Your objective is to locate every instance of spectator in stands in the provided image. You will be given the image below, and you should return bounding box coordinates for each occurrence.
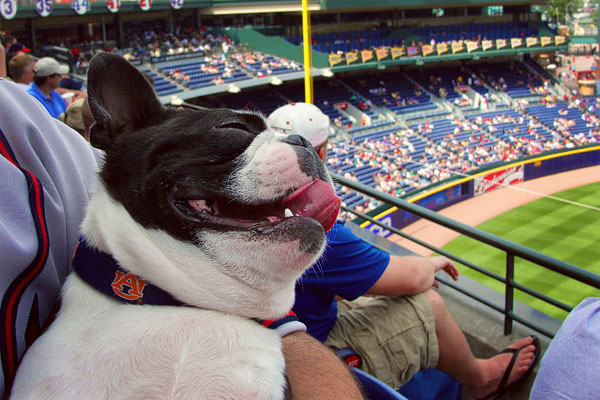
[0,78,363,400]
[268,102,541,399]
[529,297,599,400]
[8,53,36,90]
[27,57,70,119]
[58,97,93,141]
[0,39,6,79]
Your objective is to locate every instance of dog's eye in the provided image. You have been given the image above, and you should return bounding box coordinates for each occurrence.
[219,122,252,132]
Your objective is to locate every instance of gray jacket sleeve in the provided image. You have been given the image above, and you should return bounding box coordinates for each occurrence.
[0,78,99,396]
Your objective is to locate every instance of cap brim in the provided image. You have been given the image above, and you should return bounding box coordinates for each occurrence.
[57,65,70,75]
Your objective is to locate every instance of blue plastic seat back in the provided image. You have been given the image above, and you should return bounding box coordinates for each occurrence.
[397,369,462,400]
[352,368,410,400]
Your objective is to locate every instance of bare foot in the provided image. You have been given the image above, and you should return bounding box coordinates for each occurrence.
[465,336,538,399]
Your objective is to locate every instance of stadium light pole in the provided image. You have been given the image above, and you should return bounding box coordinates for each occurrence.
[301,0,314,104]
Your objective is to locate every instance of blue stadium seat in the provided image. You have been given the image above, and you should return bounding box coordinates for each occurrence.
[353,368,409,400]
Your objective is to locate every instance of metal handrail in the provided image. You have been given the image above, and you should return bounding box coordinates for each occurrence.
[333,173,600,337]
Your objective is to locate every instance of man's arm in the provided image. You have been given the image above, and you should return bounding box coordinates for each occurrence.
[282,331,364,399]
[0,42,6,78]
[366,255,459,296]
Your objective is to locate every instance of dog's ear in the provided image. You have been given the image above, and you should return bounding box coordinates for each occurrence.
[87,52,166,150]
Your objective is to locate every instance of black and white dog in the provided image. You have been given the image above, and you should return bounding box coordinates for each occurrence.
[10,53,340,399]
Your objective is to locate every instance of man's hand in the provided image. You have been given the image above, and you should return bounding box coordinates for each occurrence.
[430,256,459,288]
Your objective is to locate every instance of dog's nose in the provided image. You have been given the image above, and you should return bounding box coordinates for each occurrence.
[282,134,311,149]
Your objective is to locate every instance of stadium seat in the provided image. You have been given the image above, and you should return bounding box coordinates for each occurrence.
[353,368,410,400]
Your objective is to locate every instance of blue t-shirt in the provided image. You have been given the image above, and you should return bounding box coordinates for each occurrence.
[27,84,67,119]
[293,221,390,341]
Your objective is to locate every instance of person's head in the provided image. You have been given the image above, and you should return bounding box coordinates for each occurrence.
[7,42,30,55]
[33,57,69,90]
[267,102,330,162]
[8,53,36,84]
[4,35,17,48]
[58,97,93,141]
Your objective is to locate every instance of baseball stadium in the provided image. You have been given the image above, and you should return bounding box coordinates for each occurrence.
[1,0,599,398]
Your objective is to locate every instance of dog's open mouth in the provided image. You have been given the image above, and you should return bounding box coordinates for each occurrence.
[172,179,340,233]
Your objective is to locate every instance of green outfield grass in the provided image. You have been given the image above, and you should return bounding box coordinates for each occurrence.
[441,181,600,321]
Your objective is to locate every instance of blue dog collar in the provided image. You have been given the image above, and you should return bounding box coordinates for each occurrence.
[71,238,307,337]
[72,238,184,306]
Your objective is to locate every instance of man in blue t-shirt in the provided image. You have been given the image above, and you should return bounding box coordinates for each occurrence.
[27,57,69,119]
[268,102,541,400]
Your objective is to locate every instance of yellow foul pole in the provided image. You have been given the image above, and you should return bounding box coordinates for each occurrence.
[301,0,314,104]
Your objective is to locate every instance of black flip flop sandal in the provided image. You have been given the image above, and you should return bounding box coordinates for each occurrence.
[478,335,541,400]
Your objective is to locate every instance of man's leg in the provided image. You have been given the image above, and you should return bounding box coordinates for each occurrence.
[324,295,439,389]
[425,289,537,399]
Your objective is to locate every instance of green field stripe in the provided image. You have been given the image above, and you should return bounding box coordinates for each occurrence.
[442,181,600,320]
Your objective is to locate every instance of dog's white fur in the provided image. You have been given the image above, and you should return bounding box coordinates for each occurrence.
[11,130,326,399]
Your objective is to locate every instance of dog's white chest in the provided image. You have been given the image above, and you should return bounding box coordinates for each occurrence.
[11,276,287,400]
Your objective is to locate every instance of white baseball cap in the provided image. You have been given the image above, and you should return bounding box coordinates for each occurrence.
[267,102,330,147]
[34,57,69,77]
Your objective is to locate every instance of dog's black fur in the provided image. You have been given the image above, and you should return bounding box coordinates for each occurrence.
[87,52,328,250]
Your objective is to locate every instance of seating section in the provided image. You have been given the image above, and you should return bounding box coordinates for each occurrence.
[132,46,597,217]
[286,22,548,53]
[275,80,354,127]
[236,52,303,77]
[287,29,395,53]
[139,68,180,96]
[473,61,547,98]
[527,103,592,136]
[410,21,536,43]
[156,58,249,89]
[330,102,599,215]
[341,72,439,116]
[405,68,463,103]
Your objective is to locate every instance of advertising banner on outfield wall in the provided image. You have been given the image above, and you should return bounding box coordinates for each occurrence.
[474,165,524,196]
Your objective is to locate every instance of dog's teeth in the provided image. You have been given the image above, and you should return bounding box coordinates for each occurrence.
[284,208,293,218]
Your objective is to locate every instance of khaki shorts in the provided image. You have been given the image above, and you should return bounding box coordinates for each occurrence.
[323,294,439,388]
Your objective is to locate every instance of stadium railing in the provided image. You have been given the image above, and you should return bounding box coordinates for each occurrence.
[332,172,600,338]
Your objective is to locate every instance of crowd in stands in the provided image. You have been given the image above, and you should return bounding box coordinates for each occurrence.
[119,27,231,61]
[325,95,600,215]
[4,26,598,217]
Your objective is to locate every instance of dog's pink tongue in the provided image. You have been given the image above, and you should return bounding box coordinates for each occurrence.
[283,180,340,232]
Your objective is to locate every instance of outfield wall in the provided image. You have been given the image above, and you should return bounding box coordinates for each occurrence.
[359,146,600,237]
